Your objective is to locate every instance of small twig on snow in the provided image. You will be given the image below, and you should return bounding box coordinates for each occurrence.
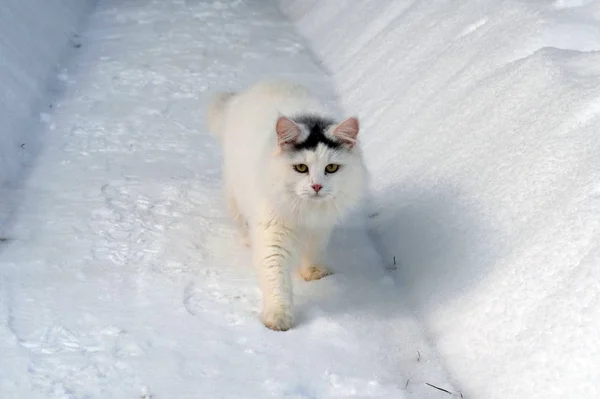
[426,382,453,395]
[387,256,397,270]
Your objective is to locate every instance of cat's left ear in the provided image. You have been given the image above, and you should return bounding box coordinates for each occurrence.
[332,117,359,149]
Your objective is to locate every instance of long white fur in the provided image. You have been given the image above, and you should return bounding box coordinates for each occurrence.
[207,80,367,331]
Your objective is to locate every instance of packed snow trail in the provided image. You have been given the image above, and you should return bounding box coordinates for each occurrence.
[0,1,454,398]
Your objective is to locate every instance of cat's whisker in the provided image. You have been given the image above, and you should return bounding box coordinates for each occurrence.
[330,198,344,222]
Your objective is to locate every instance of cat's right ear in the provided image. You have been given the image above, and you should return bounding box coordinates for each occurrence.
[276,116,301,148]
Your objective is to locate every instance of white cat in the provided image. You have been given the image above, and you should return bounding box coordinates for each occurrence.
[206,80,367,331]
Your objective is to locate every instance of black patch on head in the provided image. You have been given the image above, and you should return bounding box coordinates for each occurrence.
[290,114,341,151]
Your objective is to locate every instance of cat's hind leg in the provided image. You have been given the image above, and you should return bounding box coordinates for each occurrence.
[299,228,333,281]
[225,189,250,247]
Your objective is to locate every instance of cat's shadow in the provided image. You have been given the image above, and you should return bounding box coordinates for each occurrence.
[293,184,494,325]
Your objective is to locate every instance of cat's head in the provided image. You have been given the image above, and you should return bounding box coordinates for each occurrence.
[269,114,367,226]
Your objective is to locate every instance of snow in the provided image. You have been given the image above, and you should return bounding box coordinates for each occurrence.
[3,0,599,397]
[280,0,600,398]
[0,0,93,233]
[0,1,455,398]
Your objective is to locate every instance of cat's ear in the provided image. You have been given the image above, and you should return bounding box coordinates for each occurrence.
[276,115,301,147]
[332,117,359,149]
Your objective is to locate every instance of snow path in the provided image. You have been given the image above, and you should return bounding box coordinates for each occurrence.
[0,1,454,398]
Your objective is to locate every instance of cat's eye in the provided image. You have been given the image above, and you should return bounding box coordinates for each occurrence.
[294,164,309,173]
[325,164,340,174]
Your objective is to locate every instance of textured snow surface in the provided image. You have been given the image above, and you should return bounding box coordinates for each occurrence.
[0,0,93,232]
[0,1,456,398]
[281,0,600,398]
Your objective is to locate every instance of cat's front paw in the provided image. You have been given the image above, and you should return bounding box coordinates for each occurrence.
[262,306,293,331]
[300,264,332,281]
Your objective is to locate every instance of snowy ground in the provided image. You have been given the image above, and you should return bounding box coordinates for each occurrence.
[0,0,93,233]
[281,1,600,398]
[4,0,599,397]
[0,1,456,398]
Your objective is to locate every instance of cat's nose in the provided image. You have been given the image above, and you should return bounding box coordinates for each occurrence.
[311,184,323,193]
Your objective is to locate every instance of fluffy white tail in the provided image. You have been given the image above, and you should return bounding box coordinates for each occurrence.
[206,91,235,137]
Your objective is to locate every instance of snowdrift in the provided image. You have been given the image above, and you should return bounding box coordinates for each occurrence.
[280,1,600,398]
[0,0,92,230]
